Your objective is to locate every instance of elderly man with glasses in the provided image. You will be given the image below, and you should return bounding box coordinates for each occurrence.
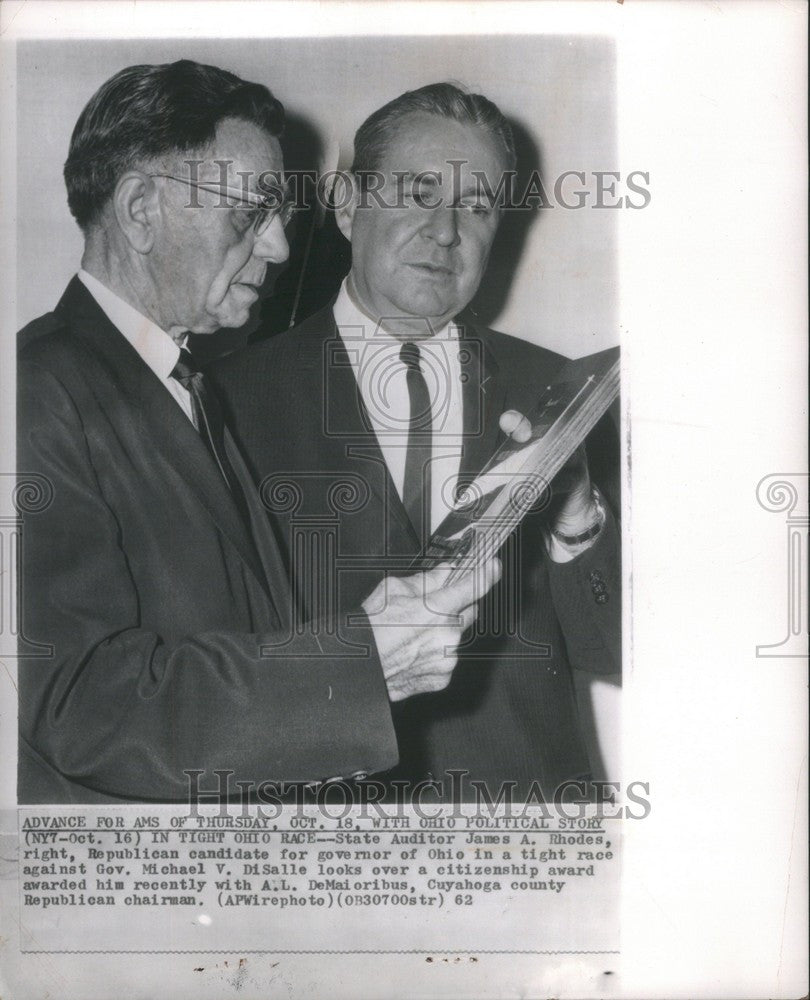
[16,60,499,804]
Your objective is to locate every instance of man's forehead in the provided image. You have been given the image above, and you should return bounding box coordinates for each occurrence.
[188,117,284,186]
[378,111,507,176]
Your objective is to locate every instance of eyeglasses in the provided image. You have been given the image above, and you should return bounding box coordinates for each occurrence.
[149,173,296,235]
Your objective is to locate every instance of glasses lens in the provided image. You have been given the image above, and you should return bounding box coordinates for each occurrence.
[254,182,295,234]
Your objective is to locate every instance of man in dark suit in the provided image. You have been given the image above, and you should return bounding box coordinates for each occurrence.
[213,83,621,802]
[17,63,498,804]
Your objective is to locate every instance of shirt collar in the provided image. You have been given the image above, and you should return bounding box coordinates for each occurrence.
[333,278,457,352]
[78,269,186,381]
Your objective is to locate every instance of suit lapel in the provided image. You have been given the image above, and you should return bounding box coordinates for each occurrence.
[224,428,290,614]
[293,310,508,550]
[57,278,271,594]
[295,307,420,551]
[456,321,507,483]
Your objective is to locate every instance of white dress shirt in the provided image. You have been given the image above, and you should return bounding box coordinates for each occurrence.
[333,280,601,561]
[333,280,465,534]
[78,269,196,427]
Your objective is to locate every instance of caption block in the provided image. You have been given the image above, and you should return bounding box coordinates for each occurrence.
[19,806,620,953]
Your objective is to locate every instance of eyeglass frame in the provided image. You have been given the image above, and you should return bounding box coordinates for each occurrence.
[148,172,296,235]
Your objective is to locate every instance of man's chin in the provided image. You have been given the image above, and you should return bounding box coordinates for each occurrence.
[394,299,457,331]
[215,313,250,331]
[199,284,259,331]
[391,287,463,327]
[205,304,253,332]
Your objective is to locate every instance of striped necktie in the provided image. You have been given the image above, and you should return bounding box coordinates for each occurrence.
[170,348,251,527]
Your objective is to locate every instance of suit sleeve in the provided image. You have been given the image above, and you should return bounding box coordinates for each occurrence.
[546,503,622,676]
[17,360,398,802]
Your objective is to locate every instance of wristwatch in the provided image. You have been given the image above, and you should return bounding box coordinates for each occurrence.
[551,487,606,546]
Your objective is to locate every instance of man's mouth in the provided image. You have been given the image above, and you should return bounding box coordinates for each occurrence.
[406,261,455,276]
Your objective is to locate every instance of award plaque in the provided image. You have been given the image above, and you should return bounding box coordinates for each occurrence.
[422,346,620,581]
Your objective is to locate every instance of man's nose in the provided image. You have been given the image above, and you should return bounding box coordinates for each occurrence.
[252,216,290,264]
[422,206,460,248]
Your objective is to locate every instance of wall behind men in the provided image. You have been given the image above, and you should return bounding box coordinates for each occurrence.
[16,35,616,358]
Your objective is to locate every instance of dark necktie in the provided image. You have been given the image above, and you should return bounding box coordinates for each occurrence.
[400,341,433,539]
[171,348,251,527]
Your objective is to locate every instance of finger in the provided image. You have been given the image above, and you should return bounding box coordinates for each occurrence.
[426,673,453,693]
[397,673,453,699]
[499,409,532,443]
[469,555,502,602]
[459,605,477,631]
[416,659,457,687]
[425,597,478,630]
[419,562,456,591]
[430,556,502,612]
[438,605,478,631]
[469,555,502,599]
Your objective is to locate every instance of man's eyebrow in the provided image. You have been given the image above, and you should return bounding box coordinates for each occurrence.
[455,181,490,199]
[393,171,492,199]
[394,171,440,187]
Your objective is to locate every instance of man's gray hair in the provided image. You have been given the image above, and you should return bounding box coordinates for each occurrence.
[350,82,516,182]
[64,59,285,233]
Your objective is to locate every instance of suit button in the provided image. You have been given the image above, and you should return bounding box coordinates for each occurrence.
[589,569,608,600]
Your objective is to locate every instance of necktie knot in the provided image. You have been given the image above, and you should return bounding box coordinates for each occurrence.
[171,347,202,387]
[399,341,423,372]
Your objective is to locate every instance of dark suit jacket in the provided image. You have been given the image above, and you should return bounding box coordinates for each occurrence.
[212,304,621,800]
[16,279,397,803]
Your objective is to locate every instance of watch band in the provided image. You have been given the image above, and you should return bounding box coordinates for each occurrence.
[551,488,606,546]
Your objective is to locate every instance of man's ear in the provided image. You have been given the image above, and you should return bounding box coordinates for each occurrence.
[334,172,360,242]
[112,172,159,254]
